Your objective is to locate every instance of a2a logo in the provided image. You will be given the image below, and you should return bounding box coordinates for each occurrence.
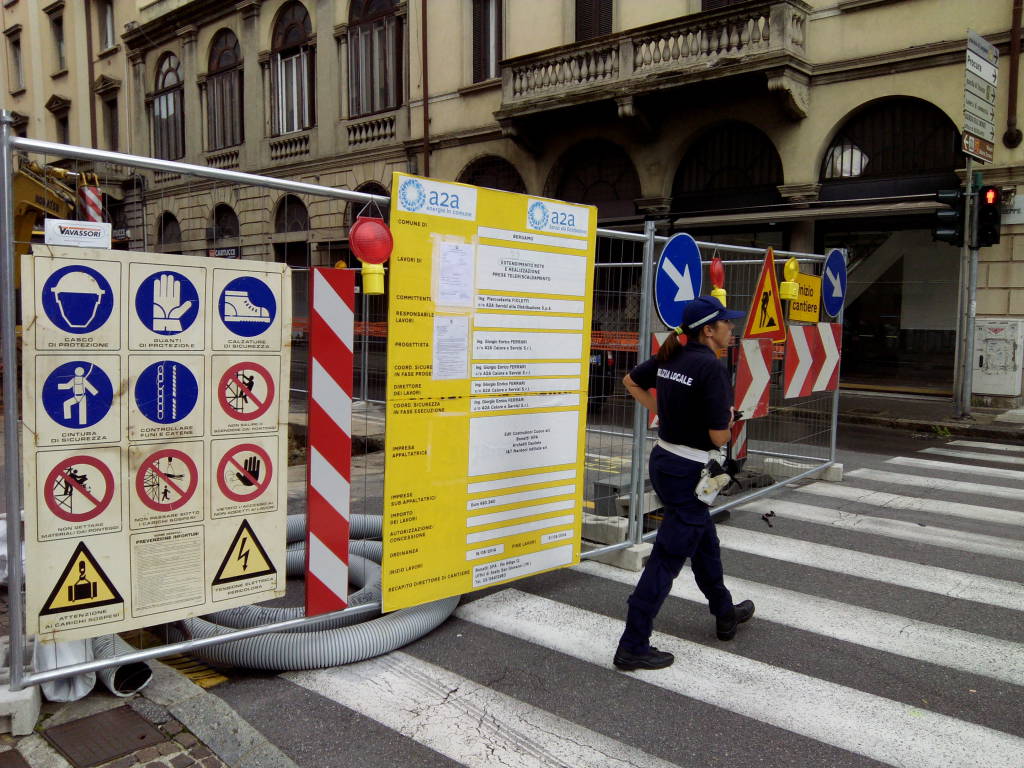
[428,190,462,210]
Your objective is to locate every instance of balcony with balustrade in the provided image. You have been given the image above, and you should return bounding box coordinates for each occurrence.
[497,1,810,148]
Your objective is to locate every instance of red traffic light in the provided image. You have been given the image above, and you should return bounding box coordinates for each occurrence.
[984,187,999,206]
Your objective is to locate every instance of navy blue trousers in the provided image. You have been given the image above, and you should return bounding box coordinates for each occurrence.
[618,445,734,654]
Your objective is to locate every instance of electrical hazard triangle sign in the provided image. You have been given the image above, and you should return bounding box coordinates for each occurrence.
[40,542,123,615]
[742,247,787,343]
[212,519,277,585]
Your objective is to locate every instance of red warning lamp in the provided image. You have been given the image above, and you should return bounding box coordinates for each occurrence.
[710,256,727,304]
[348,215,393,265]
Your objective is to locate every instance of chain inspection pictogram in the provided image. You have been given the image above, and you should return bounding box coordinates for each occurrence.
[135,360,199,424]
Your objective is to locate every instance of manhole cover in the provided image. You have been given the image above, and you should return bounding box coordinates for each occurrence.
[43,705,165,768]
[0,750,32,768]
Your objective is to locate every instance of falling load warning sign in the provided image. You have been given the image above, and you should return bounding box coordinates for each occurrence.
[40,541,124,624]
[212,519,278,602]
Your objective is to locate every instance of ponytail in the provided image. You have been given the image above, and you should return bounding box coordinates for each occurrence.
[656,324,702,360]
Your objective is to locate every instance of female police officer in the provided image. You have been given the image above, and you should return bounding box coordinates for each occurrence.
[613,295,755,671]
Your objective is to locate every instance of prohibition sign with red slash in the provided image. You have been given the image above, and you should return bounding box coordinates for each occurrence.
[135,448,199,512]
[45,456,115,522]
[217,443,274,502]
[218,362,275,422]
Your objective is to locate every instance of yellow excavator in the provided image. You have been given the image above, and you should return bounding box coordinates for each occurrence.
[12,159,88,283]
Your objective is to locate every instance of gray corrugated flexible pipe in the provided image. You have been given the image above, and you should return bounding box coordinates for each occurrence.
[287,513,381,542]
[175,527,458,670]
[92,634,153,697]
[204,552,382,632]
[174,596,459,671]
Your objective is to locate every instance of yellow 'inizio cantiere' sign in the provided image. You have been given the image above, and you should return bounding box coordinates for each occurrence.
[382,173,597,611]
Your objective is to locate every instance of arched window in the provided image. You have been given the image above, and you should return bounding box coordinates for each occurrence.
[349,0,403,117]
[207,29,243,150]
[819,97,962,200]
[157,211,181,246]
[153,53,184,159]
[212,203,239,239]
[553,139,641,219]
[672,121,783,212]
[458,155,526,194]
[274,195,309,233]
[271,2,315,135]
[345,182,390,228]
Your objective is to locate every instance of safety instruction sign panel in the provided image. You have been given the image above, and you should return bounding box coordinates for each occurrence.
[21,245,291,642]
[383,173,596,612]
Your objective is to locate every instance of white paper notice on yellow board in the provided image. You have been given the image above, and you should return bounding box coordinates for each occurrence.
[437,242,474,307]
[432,315,470,380]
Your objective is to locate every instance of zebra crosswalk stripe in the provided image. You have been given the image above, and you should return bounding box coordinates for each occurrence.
[947,439,1024,453]
[456,590,1024,768]
[887,456,1024,481]
[921,447,1024,466]
[575,561,1024,686]
[284,651,682,768]
[794,481,1024,527]
[716,526,1024,612]
[735,499,1024,561]
[845,468,1024,502]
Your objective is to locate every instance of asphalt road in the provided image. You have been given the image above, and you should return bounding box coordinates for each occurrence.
[212,424,1024,768]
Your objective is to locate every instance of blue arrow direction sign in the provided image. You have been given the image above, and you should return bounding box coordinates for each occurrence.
[655,233,703,330]
[822,249,847,318]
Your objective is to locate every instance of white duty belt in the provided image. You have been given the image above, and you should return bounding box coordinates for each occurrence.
[656,439,713,463]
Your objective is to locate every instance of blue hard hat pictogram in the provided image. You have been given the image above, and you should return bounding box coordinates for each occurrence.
[135,271,200,335]
[41,265,114,334]
[219,277,277,338]
[42,361,114,429]
[134,360,199,424]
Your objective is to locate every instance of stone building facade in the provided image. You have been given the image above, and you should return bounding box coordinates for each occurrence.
[3,0,1024,403]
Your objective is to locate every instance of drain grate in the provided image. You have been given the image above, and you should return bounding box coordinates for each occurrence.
[42,706,165,768]
[0,750,31,768]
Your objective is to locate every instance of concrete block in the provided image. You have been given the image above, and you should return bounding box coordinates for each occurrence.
[581,513,628,545]
[764,457,843,482]
[614,490,663,516]
[592,473,652,516]
[0,638,41,736]
[584,542,652,572]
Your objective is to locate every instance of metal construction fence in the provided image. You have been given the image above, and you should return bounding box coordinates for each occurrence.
[1,122,839,690]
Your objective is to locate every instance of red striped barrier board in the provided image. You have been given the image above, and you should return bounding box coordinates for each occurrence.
[647,332,672,428]
[731,420,747,460]
[78,186,103,222]
[734,338,772,419]
[305,268,355,616]
[784,323,842,399]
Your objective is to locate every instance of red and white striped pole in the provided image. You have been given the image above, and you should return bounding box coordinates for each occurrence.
[305,268,355,616]
[78,185,103,222]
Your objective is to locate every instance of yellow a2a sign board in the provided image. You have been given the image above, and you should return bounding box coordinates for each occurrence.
[383,173,596,611]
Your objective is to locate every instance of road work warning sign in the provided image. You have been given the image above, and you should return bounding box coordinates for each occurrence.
[21,245,290,642]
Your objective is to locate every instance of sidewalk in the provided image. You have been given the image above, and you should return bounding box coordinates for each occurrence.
[1,392,1019,767]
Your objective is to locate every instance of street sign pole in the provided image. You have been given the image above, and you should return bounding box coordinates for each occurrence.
[960,163,982,419]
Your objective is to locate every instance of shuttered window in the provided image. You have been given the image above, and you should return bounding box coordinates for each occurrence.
[153,53,184,160]
[348,0,403,117]
[207,29,243,150]
[575,0,611,42]
[472,0,502,83]
[271,2,315,135]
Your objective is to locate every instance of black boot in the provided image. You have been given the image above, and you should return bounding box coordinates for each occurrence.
[716,600,755,641]
[613,646,675,671]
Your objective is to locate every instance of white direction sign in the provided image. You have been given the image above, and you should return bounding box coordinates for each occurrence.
[963,31,998,163]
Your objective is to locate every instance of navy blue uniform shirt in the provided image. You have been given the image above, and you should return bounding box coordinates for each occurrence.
[629,343,732,451]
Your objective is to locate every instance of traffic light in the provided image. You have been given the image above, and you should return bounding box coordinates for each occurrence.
[932,188,965,247]
[977,185,1002,247]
